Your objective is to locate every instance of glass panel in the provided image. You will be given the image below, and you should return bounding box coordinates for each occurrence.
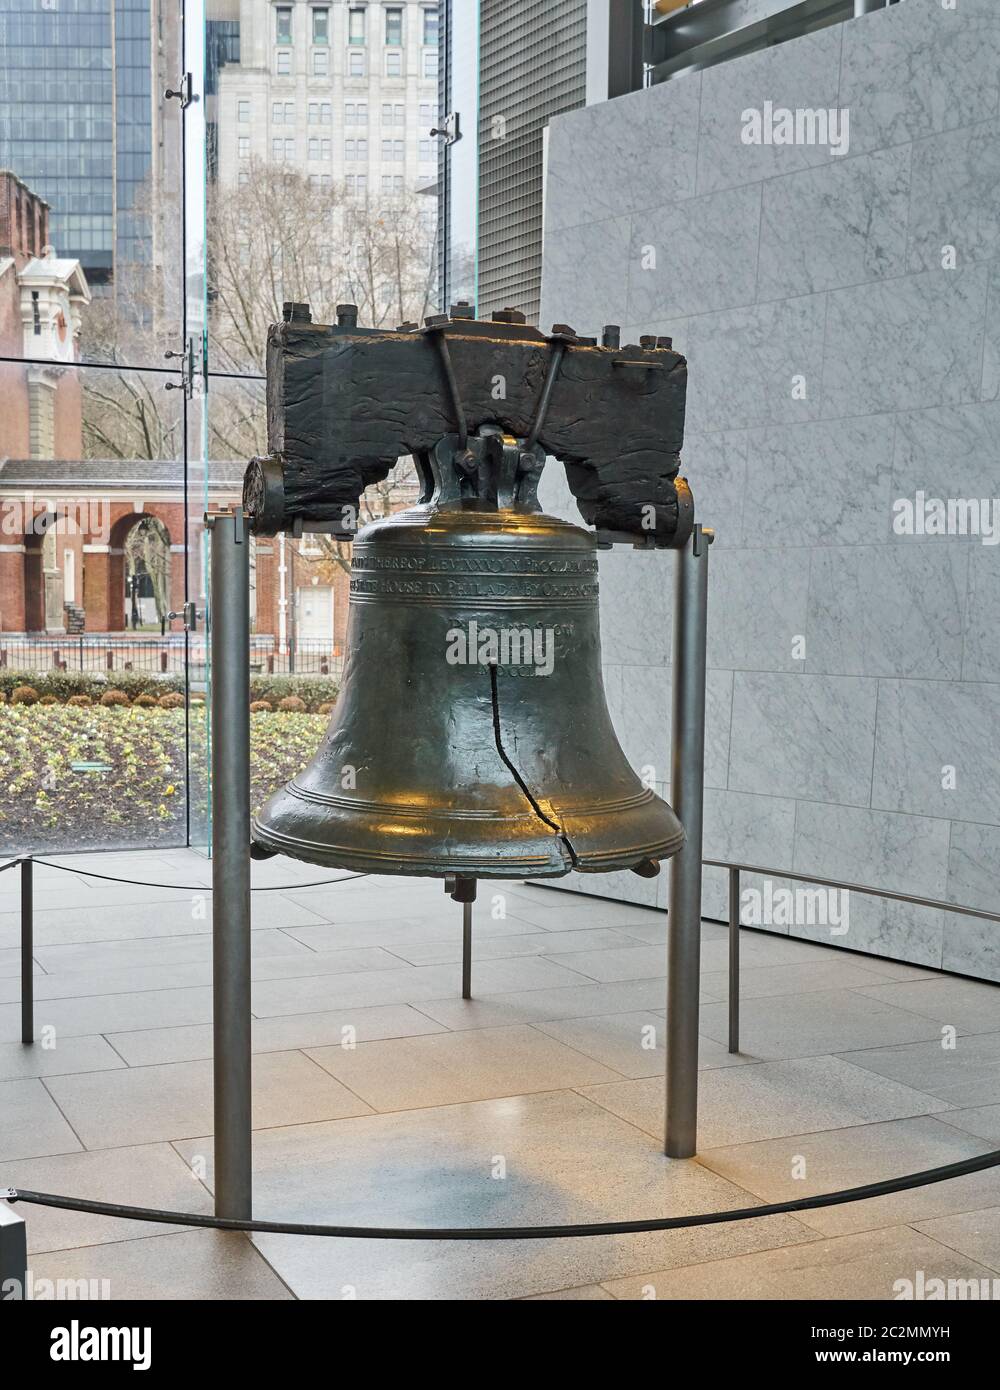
[0,0,193,856]
[440,0,479,307]
[0,364,188,856]
[348,8,367,45]
[385,8,404,47]
[201,0,442,832]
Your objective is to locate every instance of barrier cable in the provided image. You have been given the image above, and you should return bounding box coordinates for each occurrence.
[7,1147,1000,1241]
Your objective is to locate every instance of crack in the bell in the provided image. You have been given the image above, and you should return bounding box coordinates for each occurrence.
[488,663,578,867]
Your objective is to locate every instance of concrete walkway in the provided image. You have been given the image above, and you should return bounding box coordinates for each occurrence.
[1,850,998,1300]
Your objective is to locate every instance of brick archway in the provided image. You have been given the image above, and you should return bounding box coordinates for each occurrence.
[83,504,187,633]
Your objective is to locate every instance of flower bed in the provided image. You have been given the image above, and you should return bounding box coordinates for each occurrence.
[0,705,328,854]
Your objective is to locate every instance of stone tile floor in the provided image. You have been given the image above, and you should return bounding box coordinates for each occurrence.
[1,849,998,1300]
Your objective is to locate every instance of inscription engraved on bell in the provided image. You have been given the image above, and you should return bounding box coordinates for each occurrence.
[245,306,694,882]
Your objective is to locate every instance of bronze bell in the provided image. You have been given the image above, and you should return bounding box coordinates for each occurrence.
[252,428,685,880]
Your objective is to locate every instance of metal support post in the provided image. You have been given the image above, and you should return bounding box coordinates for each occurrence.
[447,875,476,999]
[0,1200,27,1300]
[728,865,740,1055]
[665,524,712,1159]
[462,901,473,1000]
[21,858,33,1045]
[209,509,253,1221]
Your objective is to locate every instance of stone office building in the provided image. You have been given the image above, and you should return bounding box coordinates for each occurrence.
[215,0,441,201]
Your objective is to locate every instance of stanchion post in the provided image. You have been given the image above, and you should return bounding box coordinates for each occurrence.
[665,524,712,1159]
[728,865,740,1055]
[0,1201,27,1300]
[462,901,473,1000]
[21,857,33,1045]
[208,509,253,1221]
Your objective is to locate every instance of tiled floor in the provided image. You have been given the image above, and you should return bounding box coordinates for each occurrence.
[1,849,998,1300]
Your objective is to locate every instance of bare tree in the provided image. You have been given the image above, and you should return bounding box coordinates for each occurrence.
[79,161,438,473]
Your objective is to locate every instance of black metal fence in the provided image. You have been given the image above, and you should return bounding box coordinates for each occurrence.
[0,636,343,679]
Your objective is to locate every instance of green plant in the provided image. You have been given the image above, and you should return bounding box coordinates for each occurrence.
[249,674,339,709]
[133,693,158,708]
[158,692,186,709]
[38,694,59,705]
[99,689,130,707]
[250,699,273,713]
[277,695,307,712]
[10,685,39,705]
[66,694,92,707]
[317,701,335,716]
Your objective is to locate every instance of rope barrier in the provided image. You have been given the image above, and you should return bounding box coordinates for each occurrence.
[10,856,368,894]
[7,1147,1000,1241]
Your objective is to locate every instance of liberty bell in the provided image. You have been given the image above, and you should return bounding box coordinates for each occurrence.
[244,303,694,883]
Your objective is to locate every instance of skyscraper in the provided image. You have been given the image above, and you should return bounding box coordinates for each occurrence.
[0,0,154,285]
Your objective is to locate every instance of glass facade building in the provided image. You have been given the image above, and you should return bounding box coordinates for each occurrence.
[0,0,152,281]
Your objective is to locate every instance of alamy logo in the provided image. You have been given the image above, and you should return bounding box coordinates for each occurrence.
[741,102,850,157]
[741,881,849,935]
[50,1320,151,1370]
[894,1270,1000,1301]
[892,492,1000,545]
[445,620,555,676]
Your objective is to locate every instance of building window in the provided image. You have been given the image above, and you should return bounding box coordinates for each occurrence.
[419,101,436,126]
[348,7,366,43]
[272,137,295,162]
[238,99,250,122]
[272,137,283,160]
[381,103,404,127]
[422,48,438,79]
[321,102,332,124]
[238,170,250,187]
[275,6,292,44]
[309,137,319,160]
[312,6,329,44]
[276,48,292,74]
[313,48,329,75]
[346,101,368,125]
[238,135,250,158]
[423,8,439,46]
[348,49,365,77]
[385,7,403,46]
[419,139,432,163]
[308,102,319,124]
[273,101,283,123]
[347,138,368,162]
[386,49,402,77]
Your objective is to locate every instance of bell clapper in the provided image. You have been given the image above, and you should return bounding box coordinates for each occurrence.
[445,876,478,1000]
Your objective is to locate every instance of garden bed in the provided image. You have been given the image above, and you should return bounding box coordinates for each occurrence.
[0,705,329,854]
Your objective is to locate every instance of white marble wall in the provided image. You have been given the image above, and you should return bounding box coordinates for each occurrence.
[538,0,1000,981]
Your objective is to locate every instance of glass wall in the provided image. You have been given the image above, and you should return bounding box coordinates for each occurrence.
[0,0,454,856]
[0,0,193,856]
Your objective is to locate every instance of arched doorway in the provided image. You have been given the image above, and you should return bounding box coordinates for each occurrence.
[123,516,170,630]
[93,511,177,633]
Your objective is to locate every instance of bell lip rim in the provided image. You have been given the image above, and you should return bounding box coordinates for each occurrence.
[249,820,685,878]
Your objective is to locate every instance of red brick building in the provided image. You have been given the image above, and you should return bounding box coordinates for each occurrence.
[0,171,90,632]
